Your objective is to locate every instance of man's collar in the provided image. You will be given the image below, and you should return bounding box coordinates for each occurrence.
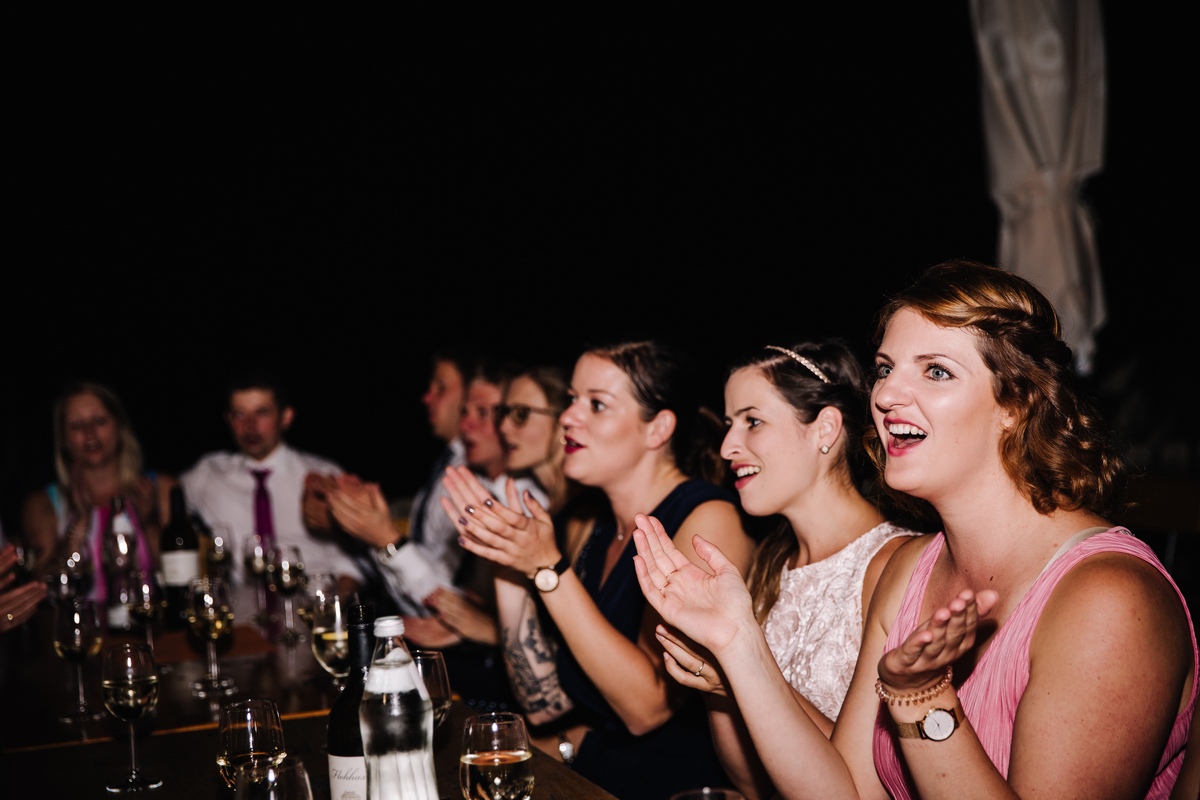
[239,443,290,470]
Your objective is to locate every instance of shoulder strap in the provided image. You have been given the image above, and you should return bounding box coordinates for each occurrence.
[1039,526,1113,578]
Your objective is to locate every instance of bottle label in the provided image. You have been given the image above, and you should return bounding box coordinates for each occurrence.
[328,753,367,800]
[107,603,130,629]
[161,550,200,587]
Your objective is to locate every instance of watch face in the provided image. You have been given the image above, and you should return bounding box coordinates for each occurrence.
[534,568,559,592]
[921,708,957,741]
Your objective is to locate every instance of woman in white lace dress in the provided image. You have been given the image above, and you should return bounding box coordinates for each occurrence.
[650,340,921,800]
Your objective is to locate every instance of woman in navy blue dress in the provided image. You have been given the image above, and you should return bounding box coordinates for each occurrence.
[441,340,756,800]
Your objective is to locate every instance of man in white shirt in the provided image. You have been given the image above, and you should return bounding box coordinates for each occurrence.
[180,375,362,621]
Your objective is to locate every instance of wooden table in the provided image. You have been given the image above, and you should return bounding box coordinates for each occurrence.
[0,602,616,799]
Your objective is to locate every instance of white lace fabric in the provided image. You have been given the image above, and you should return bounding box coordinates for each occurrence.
[761,522,917,721]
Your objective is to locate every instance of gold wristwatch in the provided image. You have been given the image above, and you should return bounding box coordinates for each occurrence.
[532,555,571,593]
[894,705,962,742]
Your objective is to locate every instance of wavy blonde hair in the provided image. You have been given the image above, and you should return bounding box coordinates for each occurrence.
[53,382,145,496]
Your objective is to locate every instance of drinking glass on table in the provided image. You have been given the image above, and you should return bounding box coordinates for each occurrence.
[217,698,288,789]
[242,534,273,627]
[460,711,534,800]
[412,650,453,731]
[298,571,336,631]
[233,755,314,800]
[207,523,233,582]
[187,576,236,697]
[307,579,350,689]
[101,642,162,793]
[265,545,305,646]
[47,546,94,606]
[126,570,166,652]
[54,597,105,722]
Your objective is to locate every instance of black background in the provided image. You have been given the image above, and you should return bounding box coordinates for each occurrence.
[3,5,1194,535]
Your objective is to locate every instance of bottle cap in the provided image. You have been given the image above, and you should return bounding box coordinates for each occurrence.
[373,616,405,637]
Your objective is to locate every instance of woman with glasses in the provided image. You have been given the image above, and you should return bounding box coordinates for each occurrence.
[439,340,756,800]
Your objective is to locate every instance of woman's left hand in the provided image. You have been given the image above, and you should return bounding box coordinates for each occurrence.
[877,587,999,691]
[438,465,559,576]
[654,624,728,696]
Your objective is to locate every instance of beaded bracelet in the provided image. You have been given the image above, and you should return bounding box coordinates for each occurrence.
[875,666,953,707]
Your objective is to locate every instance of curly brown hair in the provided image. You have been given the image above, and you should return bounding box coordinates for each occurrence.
[863,260,1127,519]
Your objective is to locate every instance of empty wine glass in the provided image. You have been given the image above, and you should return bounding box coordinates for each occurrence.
[187,576,236,697]
[265,545,305,646]
[242,534,273,627]
[126,570,166,652]
[216,698,288,789]
[412,650,453,731]
[54,597,105,722]
[460,711,534,800]
[233,755,313,800]
[101,642,162,793]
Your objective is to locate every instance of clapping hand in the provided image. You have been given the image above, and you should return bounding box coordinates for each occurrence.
[654,625,728,695]
[438,465,559,576]
[324,475,395,547]
[302,472,338,533]
[424,587,498,646]
[401,614,463,649]
[631,513,758,660]
[877,587,998,692]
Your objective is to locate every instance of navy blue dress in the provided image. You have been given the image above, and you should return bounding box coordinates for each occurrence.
[552,479,736,800]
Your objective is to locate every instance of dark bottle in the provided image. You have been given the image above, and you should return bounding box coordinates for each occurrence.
[160,486,201,628]
[328,602,375,799]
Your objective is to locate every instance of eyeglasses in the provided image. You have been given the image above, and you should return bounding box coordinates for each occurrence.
[494,403,559,428]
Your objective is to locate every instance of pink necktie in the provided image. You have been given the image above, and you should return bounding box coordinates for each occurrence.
[251,469,275,544]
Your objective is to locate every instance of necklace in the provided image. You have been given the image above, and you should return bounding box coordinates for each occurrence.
[615,531,626,543]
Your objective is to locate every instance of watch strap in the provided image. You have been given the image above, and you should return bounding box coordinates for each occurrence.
[894,704,962,740]
[531,553,571,580]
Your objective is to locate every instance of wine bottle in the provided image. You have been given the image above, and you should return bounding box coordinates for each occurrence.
[160,486,201,629]
[328,602,376,800]
[358,615,437,799]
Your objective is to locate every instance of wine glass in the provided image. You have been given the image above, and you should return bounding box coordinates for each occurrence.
[298,571,336,632]
[54,597,105,722]
[207,522,233,581]
[101,642,162,793]
[308,586,350,690]
[412,650,453,731]
[126,570,166,652]
[216,698,288,789]
[48,545,95,606]
[242,534,273,627]
[186,576,236,697]
[233,755,313,800]
[265,545,305,645]
[460,711,534,800]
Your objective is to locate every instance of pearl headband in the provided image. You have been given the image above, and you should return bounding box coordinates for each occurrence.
[764,345,832,385]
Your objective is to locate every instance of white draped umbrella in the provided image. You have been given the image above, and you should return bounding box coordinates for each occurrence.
[970,0,1107,374]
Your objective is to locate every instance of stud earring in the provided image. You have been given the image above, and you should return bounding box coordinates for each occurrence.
[560,436,568,445]
[820,445,830,454]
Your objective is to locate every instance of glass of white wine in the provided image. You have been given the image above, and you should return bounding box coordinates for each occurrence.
[127,570,166,652]
[102,642,162,793]
[308,586,350,690]
[216,698,287,789]
[186,576,236,697]
[265,545,305,646]
[242,534,273,628]
[54,597,105,722]
[460,711,534,800]
[233,754,313,800]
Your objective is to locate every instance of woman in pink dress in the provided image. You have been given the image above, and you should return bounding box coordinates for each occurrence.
[633,260,1196,799]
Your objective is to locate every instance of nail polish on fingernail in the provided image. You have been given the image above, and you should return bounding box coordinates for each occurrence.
[483,498,494,508]
[466,505,476,514]
[458,517,469,526]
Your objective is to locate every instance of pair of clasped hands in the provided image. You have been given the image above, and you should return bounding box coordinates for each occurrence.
[439,461,998,696]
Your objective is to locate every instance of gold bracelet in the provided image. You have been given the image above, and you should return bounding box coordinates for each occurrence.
[875,666,953,707]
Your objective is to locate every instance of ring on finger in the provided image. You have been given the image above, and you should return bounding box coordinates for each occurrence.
[694,662,705,677]
[4,613,12,623]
